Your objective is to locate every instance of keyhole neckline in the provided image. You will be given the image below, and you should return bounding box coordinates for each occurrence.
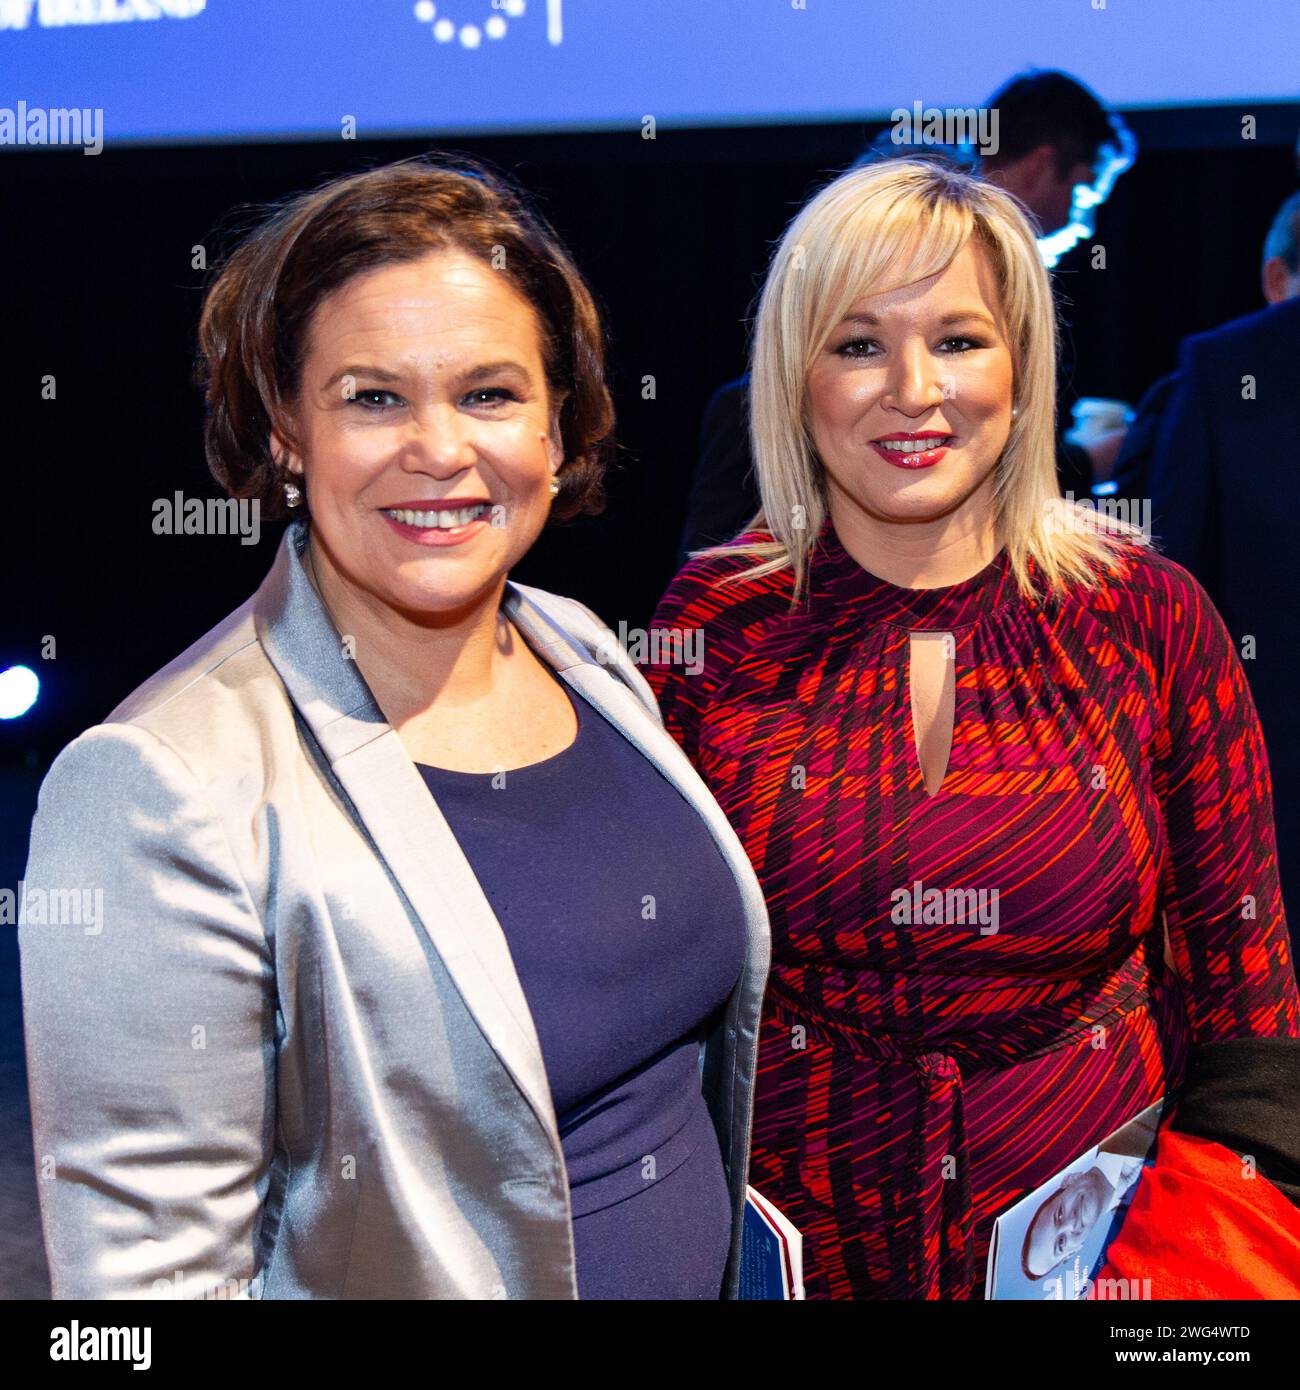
[905,630,959,801]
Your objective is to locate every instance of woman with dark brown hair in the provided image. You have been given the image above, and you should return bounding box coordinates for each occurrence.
[18,155,770,1300]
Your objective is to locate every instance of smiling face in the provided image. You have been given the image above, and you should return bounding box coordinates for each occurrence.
[276,249,563,621]
[805,238,1016,541]
[1023,1166,1110,1278]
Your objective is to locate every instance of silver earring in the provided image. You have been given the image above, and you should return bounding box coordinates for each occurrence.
[284,479,303,508]
[549,479,560,495]
[1011,404,1020,419]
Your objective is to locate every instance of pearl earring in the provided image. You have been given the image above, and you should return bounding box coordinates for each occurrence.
[1011,405,1020,419]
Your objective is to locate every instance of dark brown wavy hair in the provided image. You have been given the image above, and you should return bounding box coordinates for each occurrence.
[194,153,614,523]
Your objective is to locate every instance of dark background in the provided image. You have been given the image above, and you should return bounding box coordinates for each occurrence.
[0,102,1297,1300]
[2,103,1297,769]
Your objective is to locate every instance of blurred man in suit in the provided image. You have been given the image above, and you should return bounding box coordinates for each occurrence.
[1142,290,1300,944]
[1112,189,1300,505]
[677,71,1132,565]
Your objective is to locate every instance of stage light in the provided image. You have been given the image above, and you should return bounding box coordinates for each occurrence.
[0,665,40,720]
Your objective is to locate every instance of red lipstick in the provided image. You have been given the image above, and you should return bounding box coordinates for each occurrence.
[869,430,953,470]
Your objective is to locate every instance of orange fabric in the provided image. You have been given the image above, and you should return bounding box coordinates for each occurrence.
[1087,1127,1300,1299]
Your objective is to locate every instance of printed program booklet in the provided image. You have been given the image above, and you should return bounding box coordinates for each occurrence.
[739,1186,805,1299]
[985,1098,1166,1299]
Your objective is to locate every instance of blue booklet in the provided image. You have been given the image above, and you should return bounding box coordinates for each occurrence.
[738,1186,804,1300]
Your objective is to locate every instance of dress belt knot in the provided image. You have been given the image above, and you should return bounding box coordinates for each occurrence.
[918,1051,958,1080]
[762,964,1166,1299]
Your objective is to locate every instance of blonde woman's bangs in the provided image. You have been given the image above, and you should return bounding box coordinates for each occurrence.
[804,188,975,370]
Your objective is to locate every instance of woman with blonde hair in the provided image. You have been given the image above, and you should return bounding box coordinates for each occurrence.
[642,158,1299,1299]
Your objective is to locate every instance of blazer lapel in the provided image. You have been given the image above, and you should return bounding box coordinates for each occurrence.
[252,520,769,1152]
[253,521,558,1140]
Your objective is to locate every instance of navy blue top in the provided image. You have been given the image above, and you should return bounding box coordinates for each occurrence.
[415,668,749,1299]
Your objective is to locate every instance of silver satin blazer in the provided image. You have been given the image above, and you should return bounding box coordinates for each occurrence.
[19,518,771,1299]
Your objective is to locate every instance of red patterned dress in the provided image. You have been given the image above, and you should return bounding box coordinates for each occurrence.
[641,517,1300,1299]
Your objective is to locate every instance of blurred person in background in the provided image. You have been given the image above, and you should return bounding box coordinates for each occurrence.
[1115,190,1300,948]
[1113,188,1300,505]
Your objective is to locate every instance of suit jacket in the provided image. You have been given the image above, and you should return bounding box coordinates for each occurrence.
[1143,295,1300,938]
[18,518,772,1300]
